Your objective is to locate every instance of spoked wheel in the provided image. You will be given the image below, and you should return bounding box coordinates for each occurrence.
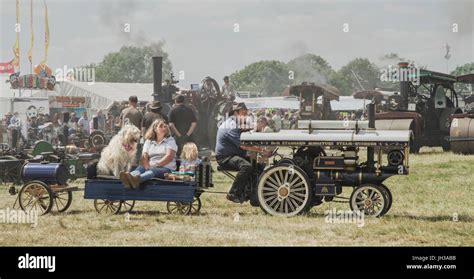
[189,197,202,215]
[89,131,107,148]
[378,184,393,216]
[257,164,313,217]
[350,184,388,218]
[53,191,73,213]
[18,181,53,215]
[93,199,121,215]
[120,200,135,213]
[166,201,191,215]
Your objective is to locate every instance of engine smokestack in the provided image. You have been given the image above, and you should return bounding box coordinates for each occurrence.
[398,61,410,110]
[152,56,163,102]
[367,102,375,169]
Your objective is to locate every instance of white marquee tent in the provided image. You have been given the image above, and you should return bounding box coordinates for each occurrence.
[35,81,158,111]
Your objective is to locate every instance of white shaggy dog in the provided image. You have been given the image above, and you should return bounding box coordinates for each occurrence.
[97,125,141,177]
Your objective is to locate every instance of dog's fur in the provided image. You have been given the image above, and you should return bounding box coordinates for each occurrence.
[97,125,141,177]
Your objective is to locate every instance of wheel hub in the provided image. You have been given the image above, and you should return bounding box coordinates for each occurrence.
[364,199,372,207]
[277,184,290,200]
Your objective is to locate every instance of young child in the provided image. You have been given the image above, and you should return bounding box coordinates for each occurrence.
[179,142,201,174]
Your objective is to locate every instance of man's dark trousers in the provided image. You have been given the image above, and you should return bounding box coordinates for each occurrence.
[218,155,254,198]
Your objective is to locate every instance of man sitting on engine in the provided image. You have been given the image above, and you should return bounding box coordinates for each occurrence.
[215,102,271,203]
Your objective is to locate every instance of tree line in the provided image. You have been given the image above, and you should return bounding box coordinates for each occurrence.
[83,44,473,96]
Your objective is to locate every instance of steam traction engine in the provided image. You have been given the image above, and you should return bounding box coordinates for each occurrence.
[150,57,234,151]
[240,104,411,217]
[375,62,464,153]
[289,83,340,120]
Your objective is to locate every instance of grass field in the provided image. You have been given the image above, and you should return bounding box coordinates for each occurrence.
[0,148,473,246]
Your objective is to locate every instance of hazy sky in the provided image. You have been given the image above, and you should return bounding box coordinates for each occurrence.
[0,0,472,86]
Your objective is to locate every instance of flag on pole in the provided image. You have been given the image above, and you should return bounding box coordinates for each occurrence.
[39,0,49,66]
[11,0,20,67]
[28,0,34,64]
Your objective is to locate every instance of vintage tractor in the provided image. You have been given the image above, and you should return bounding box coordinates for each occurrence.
[374,62,464,153]
[289,82,340,121]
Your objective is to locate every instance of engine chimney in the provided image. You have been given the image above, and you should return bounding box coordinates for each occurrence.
[398,61,410,110]
[152,56,163,102]
[367,102,375,169]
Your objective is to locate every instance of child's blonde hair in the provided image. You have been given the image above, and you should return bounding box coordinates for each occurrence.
[181,142,198,161]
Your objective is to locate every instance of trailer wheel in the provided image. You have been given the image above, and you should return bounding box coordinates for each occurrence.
[166,201,192,215]
[53,191,73,213]
[189,197,202,215]
[120,200,135,213]
[19,180,53,215]
[257,164,312,217]
[349,184,387,218]
[93,199,121,215]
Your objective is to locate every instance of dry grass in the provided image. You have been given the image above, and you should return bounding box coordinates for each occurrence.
[0,148,473,246]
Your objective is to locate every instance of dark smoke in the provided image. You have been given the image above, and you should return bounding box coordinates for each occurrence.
[99,0,155,46]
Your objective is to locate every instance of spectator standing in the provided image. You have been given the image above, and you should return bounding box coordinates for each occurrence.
[119,96,143,130]
[282,113,291,129]
[271,110,282,131]
[221,76,236,100]
[78,112,90,136]
[142,101,169,132]
[169,95,197,157]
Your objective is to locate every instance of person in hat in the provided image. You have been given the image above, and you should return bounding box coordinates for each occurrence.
[221,76,236,100]
[142,100,169,133]
[169,94,197,157]
[215,102,272,204]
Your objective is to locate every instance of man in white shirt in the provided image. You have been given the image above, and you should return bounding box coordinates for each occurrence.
[271,110,282,132]
[221,76,236,99]
[78,112,90,136]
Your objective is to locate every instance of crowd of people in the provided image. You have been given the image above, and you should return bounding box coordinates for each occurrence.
[248,108,299,133]
[0,108,118,149]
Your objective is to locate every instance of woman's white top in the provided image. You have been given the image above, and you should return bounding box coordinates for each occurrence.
[143,137,178,170]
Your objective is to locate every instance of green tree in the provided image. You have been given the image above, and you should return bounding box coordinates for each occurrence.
[287,53,335,85]
[450,62,474,76]
[332,58,381,95]
[450,62,474,95]
[230,60,289,96]
[90,42,173,83]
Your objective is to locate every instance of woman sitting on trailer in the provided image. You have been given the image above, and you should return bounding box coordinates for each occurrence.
[120,119,178,189]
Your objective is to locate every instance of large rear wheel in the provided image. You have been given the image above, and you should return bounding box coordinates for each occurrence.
[257,164,313,217]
